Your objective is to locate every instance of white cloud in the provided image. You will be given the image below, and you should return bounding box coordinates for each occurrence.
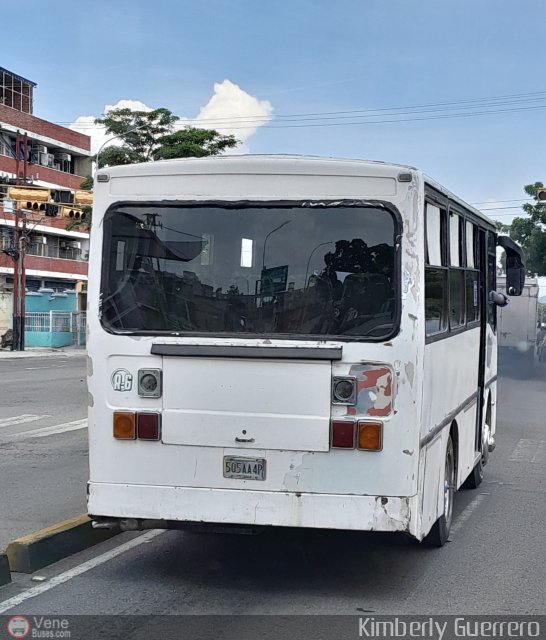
[104,99,153,114]
[69,116,108,155]
[69,81,272,157]
[189,79,273,142]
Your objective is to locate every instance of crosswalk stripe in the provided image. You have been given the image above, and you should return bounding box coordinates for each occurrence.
[11,419,88,440]
[0,414,51,429]
[509,438,546,463]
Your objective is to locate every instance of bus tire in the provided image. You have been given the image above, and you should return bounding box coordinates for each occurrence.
[425,436,455,547]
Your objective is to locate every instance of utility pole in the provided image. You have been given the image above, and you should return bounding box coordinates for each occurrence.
[10,130,28,351]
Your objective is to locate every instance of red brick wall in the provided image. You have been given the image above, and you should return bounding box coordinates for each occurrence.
[0,252,12,270]
[0,156,86,190]
[0,104,90,151]
[26,255,88,276]
[0,252,88,277]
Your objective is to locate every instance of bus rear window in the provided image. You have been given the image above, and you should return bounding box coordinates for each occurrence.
[100,202,399,340]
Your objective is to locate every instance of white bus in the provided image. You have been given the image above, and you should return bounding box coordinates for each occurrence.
[87,156,524,546]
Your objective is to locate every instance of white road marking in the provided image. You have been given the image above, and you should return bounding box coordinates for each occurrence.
[450,493,488,536]
[10,419,88,440]
[0,415,51,429]
[532,441,546,463]
[0,530,165,614]
[509,439,546,463]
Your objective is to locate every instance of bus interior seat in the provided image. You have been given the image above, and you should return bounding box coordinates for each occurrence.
[341,273,392,315]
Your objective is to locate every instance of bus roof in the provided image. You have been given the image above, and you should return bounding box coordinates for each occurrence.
[100,154,495,228]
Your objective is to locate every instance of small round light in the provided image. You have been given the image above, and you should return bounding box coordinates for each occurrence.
[334,379,354,401]
[140,373,158,392]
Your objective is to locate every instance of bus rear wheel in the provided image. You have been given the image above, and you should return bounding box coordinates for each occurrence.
[425,436,455,547]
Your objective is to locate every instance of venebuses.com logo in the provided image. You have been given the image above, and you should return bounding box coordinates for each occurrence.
[5,616,70,639]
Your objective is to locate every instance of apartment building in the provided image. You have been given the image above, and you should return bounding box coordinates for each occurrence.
[0,66,92,332]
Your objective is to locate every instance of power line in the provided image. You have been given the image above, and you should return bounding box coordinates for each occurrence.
[483,212,530,217]
[478,205,526,211]
[470,198,534,205]
[258,104,546,130]
[51,88,546,129]
[65,94,546,128]
[64,101,546,131]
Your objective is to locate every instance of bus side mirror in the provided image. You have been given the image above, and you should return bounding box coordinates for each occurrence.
[506,263,525,296]
[497,236,525,296]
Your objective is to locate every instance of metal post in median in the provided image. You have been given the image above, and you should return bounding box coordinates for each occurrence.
[11,207,27,351]
[11,206,21,351]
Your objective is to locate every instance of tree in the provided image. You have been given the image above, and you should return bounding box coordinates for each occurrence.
[494,182,546,276]
[66,107,240,230]
[95,107,238,168]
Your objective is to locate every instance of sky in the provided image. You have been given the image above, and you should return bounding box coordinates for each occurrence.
[3,1,546,237]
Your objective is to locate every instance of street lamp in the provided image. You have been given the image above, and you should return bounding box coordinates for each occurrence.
[262,220,291,271]
[93,123,151,174]
[304,241,334,289]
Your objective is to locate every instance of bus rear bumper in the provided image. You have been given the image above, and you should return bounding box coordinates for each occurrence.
[88,482,418,537]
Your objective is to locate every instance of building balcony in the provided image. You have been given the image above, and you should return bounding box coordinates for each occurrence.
[0,155,88,191]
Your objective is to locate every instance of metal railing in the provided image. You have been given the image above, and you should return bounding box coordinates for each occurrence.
[25,312,54,332]
[25,311,86,345]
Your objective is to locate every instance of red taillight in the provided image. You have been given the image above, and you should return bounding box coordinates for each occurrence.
[136,412,161,441]
[331,420,355,448]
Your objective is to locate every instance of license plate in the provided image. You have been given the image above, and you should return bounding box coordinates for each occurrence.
[223,456,266,480]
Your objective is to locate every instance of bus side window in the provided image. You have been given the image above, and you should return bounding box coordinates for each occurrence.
[465,223,480,324]
[466,221,475,269]
[425,202,448,337]
[448,212,465,328]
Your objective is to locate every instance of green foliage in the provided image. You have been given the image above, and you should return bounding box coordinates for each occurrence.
[79,175,93,191]
[494,182,546,276]
[510,218,546,276]
[95,108,239,168]
[494,220,510,233]
[95,108,177,167]
[522,182,546,224]
[65,106,239,233]
[154,128,238,160]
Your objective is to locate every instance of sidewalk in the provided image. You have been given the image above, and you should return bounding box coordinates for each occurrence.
[0,346,86,359]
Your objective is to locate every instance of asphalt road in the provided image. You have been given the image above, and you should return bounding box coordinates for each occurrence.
[0,354,88,550]
[0,359,544,622]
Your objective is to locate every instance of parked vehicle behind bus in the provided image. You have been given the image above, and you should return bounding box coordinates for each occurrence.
[497,276,539,374]
[87,156,525,546]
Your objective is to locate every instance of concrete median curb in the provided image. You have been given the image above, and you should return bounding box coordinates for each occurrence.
[0,554,11,586]
[5,515,120,574]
